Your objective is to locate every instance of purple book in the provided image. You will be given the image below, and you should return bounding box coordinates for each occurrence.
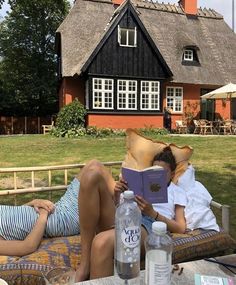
[121,166,168,204]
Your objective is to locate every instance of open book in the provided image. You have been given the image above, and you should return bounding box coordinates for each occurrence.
[121,165,168,204]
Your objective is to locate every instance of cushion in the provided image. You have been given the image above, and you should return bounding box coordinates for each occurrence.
[1,230,235,284]
[123,128,193,183]
[172,229,236,264]
[0,236,81,285]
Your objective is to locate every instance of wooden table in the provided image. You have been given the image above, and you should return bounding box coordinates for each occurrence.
[76,254,236,285]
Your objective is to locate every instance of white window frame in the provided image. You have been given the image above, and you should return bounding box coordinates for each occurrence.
[183,49,194,61]
[118,25,137,47]
[166,86,183,113]
[117,80,137,110]
[140,81,160,110]
[92,78,114,109]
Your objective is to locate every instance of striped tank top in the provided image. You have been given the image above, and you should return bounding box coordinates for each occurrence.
[0,178,80,240]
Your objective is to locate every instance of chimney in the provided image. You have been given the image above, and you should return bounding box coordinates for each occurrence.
[112,0,125,5]
[179,0,198,15]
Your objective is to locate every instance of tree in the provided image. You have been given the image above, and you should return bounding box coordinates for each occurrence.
[0,0,70,116]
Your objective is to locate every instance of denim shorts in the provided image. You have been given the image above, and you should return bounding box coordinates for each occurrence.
[141,215,156,235]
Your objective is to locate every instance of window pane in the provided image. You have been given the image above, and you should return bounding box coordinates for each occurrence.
[119,27,136,47]
[120,29,127,45]
[141,81,160,110]
[93,78,113,109]
[128,30,135,46]
[117,80,137,110]
[166,87,183,112]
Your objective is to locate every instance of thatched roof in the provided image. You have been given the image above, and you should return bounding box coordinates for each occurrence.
[56,0,236,85]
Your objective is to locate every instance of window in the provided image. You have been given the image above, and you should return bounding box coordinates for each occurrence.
[141,81,160,110]
[183,49,194,61]
[117,80,137,110]
[118,25,137,47]
[92,78,114,109]
[166,87,183,112]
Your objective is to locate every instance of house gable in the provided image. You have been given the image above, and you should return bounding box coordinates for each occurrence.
[82,1,172,80]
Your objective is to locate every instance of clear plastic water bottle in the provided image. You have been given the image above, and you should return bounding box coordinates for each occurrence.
[145,221,173,285]
[115,190,141,285]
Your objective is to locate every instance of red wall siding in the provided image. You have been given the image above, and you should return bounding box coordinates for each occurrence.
[215,99,231,120]
[59,79,231,129]
[59,77,85,109]
[87,115,164,129]
[163,83,201,129]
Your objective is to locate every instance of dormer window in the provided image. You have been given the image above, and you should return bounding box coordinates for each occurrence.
[183,49,193,61]
[118,25,137,47]
[182,46,200,66]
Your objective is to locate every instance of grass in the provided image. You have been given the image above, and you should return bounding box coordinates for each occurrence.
[0,133,236,239]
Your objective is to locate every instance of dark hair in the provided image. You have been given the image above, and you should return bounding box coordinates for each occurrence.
[152,146,176,172]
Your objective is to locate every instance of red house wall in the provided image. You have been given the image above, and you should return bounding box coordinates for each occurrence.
[87,114,163,129]
[163,83,201,130]
[58,79,230,129]
[215,99,231,120]
[59,77,85,109]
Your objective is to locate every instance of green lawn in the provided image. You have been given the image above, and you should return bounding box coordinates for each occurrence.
[0,134,235,239]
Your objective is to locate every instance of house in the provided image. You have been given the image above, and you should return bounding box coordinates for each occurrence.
[56,0,236,129]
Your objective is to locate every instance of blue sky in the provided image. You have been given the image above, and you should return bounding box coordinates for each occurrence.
[0,0,235,30]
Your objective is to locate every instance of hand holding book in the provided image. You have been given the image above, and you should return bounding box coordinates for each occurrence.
[121,165,168,204]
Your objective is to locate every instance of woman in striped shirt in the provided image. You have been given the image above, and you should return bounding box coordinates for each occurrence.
[0,177,80,256]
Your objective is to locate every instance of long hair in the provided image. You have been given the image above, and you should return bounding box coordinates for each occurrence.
[152,146,176,172]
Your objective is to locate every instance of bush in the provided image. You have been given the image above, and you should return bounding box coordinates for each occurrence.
[56,99,87,132]
[86,126,126,138]
[138,125,170,136]
[52,99,87,137]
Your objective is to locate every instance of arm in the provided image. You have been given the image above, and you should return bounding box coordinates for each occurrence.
[113,178,128,206]
[0,208,48,257]
[25,199,55,213]
[156,205,186,234]
[135,196,186,234]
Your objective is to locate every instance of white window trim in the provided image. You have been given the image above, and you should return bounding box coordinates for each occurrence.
[117,80,137,110]
[166,86,183,113]
[92,78,114,109]
[140,81,160,110]
[183,49,194,61]
[118,25,137,47]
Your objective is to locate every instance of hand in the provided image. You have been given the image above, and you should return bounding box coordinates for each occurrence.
[114,178,128,205]
[135,195,156,218]
[38,207,49,218]
[28,199,55,214]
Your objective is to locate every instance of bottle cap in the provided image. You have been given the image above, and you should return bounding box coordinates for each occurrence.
[152,221,167,234]
[123,190,134,199]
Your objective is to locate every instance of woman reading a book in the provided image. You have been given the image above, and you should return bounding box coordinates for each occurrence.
[76,146,187,281]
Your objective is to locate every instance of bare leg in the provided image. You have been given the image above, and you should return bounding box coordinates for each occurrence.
[89,226,148,280]
[90,229,115,279]
[76,160,116,282]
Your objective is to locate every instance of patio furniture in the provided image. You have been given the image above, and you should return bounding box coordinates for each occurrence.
[77,254,236,285]
[42,121,54,135]
[193,120,201,134]
[218,120,233,135]
[199,119,213,135]
[1,129,236,285]
[175,120,188,134]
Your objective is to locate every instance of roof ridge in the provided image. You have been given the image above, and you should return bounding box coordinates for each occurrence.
[132,0,223,19]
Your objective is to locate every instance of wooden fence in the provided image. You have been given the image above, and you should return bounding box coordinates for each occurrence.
[0,116,54,135]
[0,161,122,205]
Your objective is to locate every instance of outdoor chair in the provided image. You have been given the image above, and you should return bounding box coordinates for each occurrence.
[199,119,213,135]
[42,121,54,135]
[193,120,201,134]
[218,120,233,135]
[0,130,236,285]
[175,120,187,134]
